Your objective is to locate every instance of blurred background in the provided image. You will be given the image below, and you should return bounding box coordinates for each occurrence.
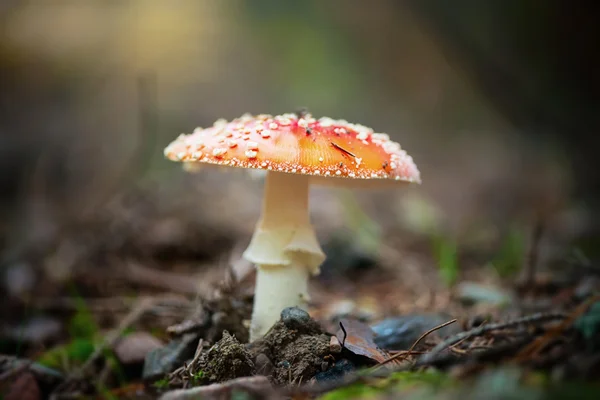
[1,0,599,306]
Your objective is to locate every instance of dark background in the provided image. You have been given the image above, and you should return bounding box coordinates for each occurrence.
[1,0,598,271]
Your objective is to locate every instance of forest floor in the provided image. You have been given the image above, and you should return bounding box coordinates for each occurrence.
[1,184,599,400]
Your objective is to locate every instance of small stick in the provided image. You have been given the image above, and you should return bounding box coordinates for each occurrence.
[160,376,273,400]
[187,339,204,373]
[0,360,32,382]
[415,336,532,370]
[373,319,457,370]
[288,312,566,397]
[418,312,566,364]
[287,312,570,398]
[447,336,470,352]
[515,295,600,360]
[330,142,357,158]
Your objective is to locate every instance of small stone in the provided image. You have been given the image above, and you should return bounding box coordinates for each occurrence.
[456,282,512,307]
[371,314,460,351]
[281,307,311,330]
[143,333,199,380]
[329,336,342,353]
[114,332,163,365]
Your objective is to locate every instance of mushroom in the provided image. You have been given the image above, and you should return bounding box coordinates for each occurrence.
[164,112,421,341]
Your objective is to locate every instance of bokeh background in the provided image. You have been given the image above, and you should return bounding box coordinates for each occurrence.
[1,0,599,302]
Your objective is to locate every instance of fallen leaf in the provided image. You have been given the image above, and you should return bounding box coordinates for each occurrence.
[336,318,389,364]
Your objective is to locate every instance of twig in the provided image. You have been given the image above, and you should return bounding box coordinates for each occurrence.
[0,359,32,382]
[388,350,426,355]
[448,335,470,351]
[289,312,568,398]
[373,319,457,370]
[449,347,468,355]
[187,339,204,373]
[167,339,204,388]
[330,142,357,158]
[415,336,532,369]
[418,312,567,364]
[515,295,600,361]
[159,376,274,400]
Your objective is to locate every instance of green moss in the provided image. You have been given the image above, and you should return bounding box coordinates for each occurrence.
[66,287,99,340]
[68,310,97,340]
[388,370,453,387]
[190,370,205,385]
[319,384,383,400]
[320,370,453,400]
[37,293,101,371]
[152,377,170,390]
[37,338,95,370]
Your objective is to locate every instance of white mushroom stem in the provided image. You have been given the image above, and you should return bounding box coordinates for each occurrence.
[243,171,325,341]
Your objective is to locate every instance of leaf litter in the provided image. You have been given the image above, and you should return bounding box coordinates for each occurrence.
[2,185,600,400]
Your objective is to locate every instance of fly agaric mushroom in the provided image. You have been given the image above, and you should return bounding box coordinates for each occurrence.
[164,112,420,341]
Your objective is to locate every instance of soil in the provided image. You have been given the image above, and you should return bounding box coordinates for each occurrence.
[181,307,337,386]
[1,172,599,399]
[197,331,254,384]
[248,308,335,385]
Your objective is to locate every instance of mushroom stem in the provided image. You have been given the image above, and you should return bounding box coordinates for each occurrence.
[244,171,325,341]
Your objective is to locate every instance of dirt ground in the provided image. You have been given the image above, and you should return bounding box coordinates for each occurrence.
[1,170,599,400]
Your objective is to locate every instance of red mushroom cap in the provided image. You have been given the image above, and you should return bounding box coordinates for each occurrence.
[164,113,421,184]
